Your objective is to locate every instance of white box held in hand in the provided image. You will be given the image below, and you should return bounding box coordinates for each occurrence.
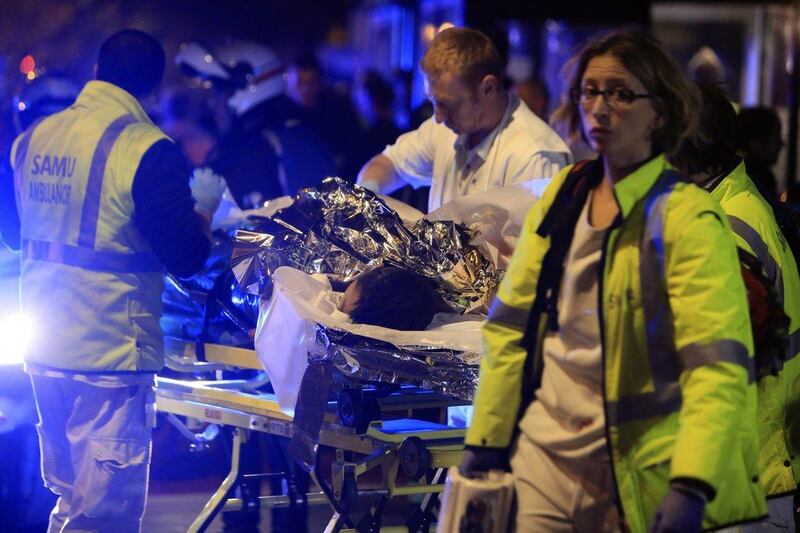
[437,466,514,533]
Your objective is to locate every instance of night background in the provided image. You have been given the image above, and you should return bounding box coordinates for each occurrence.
[0,0,797,530]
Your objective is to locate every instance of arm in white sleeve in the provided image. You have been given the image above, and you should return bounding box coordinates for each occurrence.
[357,154,402,194]
[360,117,438,193]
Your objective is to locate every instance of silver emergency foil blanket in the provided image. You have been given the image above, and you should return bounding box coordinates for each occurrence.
[310,325,481,401]
[230,179,492,465]
[230,177,500,311]
[289,324,481,472]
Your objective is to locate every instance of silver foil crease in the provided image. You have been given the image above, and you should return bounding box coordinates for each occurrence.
[230,177,500,312]
[309,324,480,402]
[289,323,480,472]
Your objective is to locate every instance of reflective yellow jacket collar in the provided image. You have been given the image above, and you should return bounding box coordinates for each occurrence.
[611,153,671,219]
[708,160,750,204]
[74,80,153,124]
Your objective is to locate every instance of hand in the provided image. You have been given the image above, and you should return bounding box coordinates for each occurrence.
[190,167,226,216]
[650,488,705,533]
[459,447,508,479]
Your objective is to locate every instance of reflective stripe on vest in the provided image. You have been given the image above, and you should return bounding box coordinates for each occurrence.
[23,239,160,273]
[78,114,137,248]
[728,215,785,306]
[607,170,754,425]
[727,215,800,364]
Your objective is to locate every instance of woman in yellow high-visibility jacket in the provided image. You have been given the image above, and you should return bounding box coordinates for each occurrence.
[459,30,767,532]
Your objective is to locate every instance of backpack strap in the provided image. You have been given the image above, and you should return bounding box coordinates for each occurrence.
[516,158,603,424]
[532,159,603,332]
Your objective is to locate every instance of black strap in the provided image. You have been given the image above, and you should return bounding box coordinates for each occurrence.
[513,159,603,432]
[532,159,604,333]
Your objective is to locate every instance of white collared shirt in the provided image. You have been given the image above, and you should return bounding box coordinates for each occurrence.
[383,94,572,212]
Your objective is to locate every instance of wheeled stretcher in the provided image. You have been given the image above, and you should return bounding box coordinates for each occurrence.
[156,337,470,532]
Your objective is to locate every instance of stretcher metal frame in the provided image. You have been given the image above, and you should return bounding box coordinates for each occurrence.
[156,337,468,532]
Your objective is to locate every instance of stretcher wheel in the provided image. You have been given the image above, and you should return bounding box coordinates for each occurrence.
[399,437,431,481]
[337,389,380,433]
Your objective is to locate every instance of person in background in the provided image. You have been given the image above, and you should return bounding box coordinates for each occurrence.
[158,87,219,168]
[351,70,429,210]
[461,30,766,532]
[357,27,571,213]
[177,41,337,209]
[738,107,785,202]
[672,84,800,531]
[287,53,361,180]
[513,76,550,120]
[3,29,210,531]
[353,70,401,165]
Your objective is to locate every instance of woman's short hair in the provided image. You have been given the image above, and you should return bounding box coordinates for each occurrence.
[420,27,504,89]
[552,29,700,156]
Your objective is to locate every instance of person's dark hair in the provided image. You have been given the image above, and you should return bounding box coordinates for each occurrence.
[738,107,781,151]
[96,29,165,98]
[552,29,700,156]
[362,70,395,112]
[672,84,740,178]
[349,267,451,331]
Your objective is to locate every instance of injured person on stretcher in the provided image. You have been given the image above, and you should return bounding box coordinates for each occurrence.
[164,178,545,416]
[256,265,485,415]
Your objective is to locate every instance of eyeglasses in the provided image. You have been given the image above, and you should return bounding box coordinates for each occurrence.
[570,86,652,107]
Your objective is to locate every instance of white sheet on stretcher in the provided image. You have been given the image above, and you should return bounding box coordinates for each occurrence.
[255,266,485,415]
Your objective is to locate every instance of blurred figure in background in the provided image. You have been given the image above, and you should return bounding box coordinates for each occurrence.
[513,77,550,120]
[353,69,429,211]
[287,54,361,180]
[159,87,219,168]
[353,70,401,158]
[738,107,785,202]
[177,41,336,209]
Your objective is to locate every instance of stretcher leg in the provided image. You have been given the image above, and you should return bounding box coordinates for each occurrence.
[405,468,445,532]
[312,467,357,530]
[355,495,387,532]
[188,427,247,533]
